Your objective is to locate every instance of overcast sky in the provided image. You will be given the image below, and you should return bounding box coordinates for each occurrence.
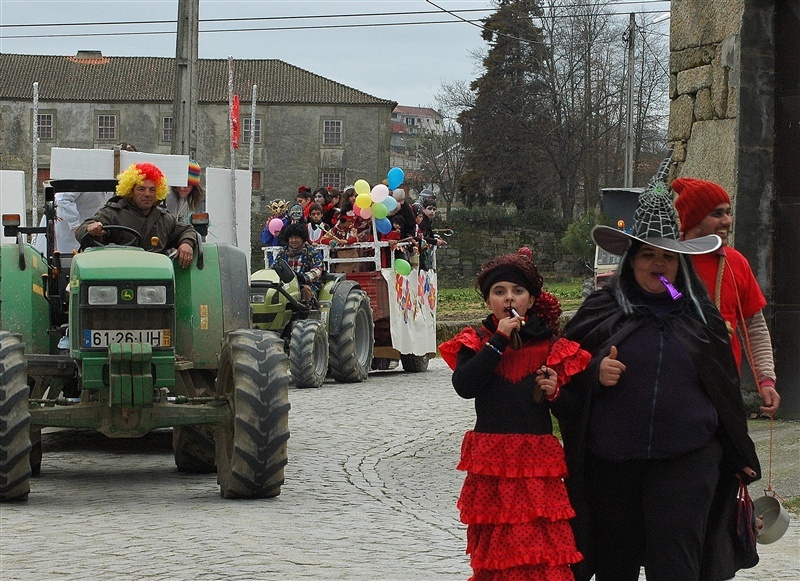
[0,1,670,108]
[0,0,498,108]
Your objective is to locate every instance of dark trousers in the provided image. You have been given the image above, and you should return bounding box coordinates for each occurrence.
[586,439,722,581]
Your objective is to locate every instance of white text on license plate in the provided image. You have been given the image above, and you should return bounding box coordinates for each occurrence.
[83,329,170,348]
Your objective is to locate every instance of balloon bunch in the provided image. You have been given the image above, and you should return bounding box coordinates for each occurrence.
[351,167,405,236]
[351,167,414,276]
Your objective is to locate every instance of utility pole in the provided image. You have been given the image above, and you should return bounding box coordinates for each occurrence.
[172,0,199,158]
[624,12,635,188]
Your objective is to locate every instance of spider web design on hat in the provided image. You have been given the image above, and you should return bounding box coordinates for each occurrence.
[630,184,680,240]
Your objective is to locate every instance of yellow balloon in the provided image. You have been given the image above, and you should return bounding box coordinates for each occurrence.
[355,193,372,209]
[354,179,370,196]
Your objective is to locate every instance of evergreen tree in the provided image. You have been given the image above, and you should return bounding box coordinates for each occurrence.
[458,0,552,211]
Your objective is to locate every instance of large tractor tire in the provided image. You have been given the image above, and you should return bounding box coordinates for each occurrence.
[401,353,430,372]
[0,332,32,502]
[329,290,374,383]
[289,319,329,388]
[215,330,290,499]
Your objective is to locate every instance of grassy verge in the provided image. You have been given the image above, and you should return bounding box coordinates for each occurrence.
[438,278,584,321]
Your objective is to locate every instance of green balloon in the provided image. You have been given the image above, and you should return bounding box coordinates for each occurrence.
[372,202,388,219]
[394,258,412,276]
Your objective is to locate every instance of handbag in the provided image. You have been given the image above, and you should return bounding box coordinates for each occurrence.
[735,479,759,569]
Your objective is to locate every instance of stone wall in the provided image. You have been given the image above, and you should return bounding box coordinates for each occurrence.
[668,0,744,192]
[434,220,582,287]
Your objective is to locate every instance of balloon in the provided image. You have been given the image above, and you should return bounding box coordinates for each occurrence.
[370,184,390,203]
[354,179,370,196]
[352,204,363,217]
[360,206,372,219]
[387,167,405,190]
[376,217,392,234]
[394,258,412,276]
[268,218,283,235]
[383,195,398,212]
[355,193,372,209]
[372,202,388,220]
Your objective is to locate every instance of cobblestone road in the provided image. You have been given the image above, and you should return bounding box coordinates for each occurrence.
[1,358,797,580]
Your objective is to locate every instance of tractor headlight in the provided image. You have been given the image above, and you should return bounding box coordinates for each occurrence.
[137,285,167,305]
[88,286,118,305]
[250,293,266,304]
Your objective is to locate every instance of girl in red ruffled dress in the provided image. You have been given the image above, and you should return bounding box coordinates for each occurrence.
[439,249,589,581]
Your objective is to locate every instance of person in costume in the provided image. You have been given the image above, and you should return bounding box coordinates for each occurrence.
[439,249,589,581]
[165,159,204,224]
[274,222,324,304]
[305,202,329,244]
[76,162,197,269]
[561,185,761,581]
[672,177,780,415]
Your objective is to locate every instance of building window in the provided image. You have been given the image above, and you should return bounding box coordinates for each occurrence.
[243,117,262,144]
[323,120,342,146]
[162,117,173,143]
[319,170,342,189]
[96,113,117,141]
[405,117,416,127]
[37,113,54,141]
[252,170,262,191]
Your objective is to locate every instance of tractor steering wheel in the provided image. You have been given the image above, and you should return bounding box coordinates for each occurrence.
[80,224,143,249]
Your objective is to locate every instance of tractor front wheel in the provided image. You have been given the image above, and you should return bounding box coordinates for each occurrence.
[215,330,290,499]
[289,319,329,388]
[0,332,31,501]
[329,290,374,383]
[173,426,216,473]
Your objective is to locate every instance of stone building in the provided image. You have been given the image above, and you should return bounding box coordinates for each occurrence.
[668,1,799,416]
[0,52,395,213]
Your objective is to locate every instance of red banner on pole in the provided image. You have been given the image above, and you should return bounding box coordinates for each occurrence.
[231,94,240,149]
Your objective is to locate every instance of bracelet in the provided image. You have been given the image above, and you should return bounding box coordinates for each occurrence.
[545,384,561,402]
[485,342,502,355]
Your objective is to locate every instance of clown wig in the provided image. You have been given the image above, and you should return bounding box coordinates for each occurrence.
[116,163,169,200]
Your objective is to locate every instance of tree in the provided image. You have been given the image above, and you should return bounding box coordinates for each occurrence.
[411,124,465,212]
[458,0,554,212]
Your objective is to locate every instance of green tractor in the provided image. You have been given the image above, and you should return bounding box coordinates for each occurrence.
[0,179,290,501]
[251,235,438,386]
[250,258,374,388]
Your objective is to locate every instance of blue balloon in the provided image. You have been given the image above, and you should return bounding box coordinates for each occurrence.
[383,195,398,212]
[387,167,405,190]
[376,217,392,234]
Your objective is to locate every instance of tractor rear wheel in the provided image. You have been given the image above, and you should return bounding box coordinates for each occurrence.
[0,332,31,502]
[215,330,290,499]
[329,290,374,383]
[173,426,216,473]
[173,370,217,473]
[289,319,329,388]
[29,428,41,476]
[401,353,430,372]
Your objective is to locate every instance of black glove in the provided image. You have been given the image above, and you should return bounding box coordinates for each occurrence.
[298,272,310,285]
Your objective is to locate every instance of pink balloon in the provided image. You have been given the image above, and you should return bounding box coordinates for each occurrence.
[360,206,372,219]
[370,184,390,203]
[352,204,363,217]
[268,218,283,235]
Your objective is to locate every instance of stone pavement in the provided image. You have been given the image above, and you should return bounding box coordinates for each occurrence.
[0,357,797,580]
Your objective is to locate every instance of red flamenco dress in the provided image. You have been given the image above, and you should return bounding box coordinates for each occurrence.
[440,292,589,581]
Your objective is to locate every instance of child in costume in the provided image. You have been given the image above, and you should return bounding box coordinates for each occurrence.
[439,248,588,581]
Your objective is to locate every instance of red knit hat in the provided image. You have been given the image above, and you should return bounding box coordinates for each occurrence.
[672,177,730,233]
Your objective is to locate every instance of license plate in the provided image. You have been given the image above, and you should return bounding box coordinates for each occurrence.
[83,329,171,348]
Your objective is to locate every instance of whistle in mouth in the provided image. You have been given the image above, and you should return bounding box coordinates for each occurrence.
[659,275,683,300]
